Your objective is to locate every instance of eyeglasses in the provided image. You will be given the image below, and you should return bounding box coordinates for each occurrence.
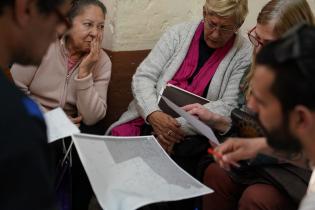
[53,7,72,30]
[204,18,237,34]
[248,27,265,47]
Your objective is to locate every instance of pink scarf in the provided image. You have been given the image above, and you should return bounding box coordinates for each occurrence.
[111,22,235,136]
[169,22,235,96]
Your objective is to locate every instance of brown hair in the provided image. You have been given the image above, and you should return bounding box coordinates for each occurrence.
[245,0,315,99]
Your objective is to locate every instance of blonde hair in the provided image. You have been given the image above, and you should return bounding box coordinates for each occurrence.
[245,0,315,99]
[257,0,315,37]
[204,0,248,26]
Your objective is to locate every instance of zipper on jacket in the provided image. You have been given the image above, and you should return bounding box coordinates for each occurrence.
[59,71,71,108]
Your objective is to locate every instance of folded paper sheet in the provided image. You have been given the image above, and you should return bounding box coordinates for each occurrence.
[72,134,213,210]
[161,96,220,146]
[44,108,80,143]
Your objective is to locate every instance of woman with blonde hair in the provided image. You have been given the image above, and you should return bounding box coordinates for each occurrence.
[107,0,251,179]
[184,0,315,209]
[108,0,251,149]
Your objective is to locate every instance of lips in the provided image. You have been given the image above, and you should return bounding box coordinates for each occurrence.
[208,38,219,43]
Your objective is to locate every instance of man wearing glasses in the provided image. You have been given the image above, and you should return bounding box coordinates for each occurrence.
[0,0,72,209]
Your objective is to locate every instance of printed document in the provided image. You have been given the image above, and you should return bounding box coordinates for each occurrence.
[72,134,213,210]
[44,108,80,143]
[161,96,220,146]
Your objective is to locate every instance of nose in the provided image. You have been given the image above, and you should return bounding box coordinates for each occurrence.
[210,28,220,39]
[247,95,259,113]
[90,26,98,37]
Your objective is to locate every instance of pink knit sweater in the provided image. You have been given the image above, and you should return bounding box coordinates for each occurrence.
[11,39,112,125]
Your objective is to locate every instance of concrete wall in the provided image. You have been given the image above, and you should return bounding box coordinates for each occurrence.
[101,0,315,51]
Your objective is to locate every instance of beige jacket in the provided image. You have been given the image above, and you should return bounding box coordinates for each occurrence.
[11,39,112,125]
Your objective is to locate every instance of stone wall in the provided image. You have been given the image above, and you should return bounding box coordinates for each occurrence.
[101,0,315,51]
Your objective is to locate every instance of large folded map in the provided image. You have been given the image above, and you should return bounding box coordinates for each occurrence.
[72,134,213,210]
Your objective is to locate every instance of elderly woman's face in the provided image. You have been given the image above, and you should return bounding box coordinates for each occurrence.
[68,5,105,53]
[203,13,238,48]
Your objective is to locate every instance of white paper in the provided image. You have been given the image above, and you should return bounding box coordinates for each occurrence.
[161,96,220,146]
[44,108,80,143]
[72,134,213,210]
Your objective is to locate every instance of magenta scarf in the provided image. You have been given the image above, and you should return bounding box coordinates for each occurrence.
[169,22,235,96]
[111,22,235,136]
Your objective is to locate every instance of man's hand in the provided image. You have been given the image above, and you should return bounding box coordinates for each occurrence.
[215,137,268,170]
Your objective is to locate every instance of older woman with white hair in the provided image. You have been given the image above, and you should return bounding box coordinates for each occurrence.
[110,1,251,210]
[108,0,251,155]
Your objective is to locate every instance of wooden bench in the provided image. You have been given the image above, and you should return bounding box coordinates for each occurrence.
[102,50,150,131]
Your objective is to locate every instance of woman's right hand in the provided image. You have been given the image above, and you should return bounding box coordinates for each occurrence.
[77,33,102,79]
[183,103,231,133]
[147,111,185,150]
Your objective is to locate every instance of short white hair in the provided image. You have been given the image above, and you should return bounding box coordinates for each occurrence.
[204,0,248,26]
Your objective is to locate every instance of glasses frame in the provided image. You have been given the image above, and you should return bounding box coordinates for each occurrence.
[247,26,265,47]
[203,17,238,34]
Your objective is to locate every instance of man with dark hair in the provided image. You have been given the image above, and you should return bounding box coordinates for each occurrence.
[216,24,315,209]
[215,24,315,162]
[0,0,72,209]
[250,24,315,209]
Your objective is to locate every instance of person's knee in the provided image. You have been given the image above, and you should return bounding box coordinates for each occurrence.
[204,163,227,188]
[203,163,239,195]
[239,184,294,210]
[203,163,245,210]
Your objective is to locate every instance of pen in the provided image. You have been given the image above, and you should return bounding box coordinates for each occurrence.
[207,148,240,168]
[207,148,223,159]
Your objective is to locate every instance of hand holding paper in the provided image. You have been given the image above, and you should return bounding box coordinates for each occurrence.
[161,96,220,146]
[183,103,232,133]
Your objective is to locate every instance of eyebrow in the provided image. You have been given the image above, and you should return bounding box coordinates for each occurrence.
[83,18,105,23]
[209,19,234,28]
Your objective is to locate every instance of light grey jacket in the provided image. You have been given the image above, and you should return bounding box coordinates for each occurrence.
[106,21,252,135]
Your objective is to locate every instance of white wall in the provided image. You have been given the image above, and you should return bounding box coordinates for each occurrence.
[101,0,315,51]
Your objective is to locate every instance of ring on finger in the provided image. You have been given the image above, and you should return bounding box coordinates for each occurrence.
[167,130,173,136]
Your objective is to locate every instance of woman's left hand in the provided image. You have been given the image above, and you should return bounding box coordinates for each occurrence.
[78,33,102,79]
[183,103,231,133]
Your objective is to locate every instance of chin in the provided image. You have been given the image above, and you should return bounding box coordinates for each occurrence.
[206,40,223,49]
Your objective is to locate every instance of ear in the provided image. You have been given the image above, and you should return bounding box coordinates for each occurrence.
[290,105,314,135]
[13,0,37,27]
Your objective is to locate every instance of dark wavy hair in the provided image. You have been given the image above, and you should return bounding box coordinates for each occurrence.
[68,0,107,21]
[256,24,315,115]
